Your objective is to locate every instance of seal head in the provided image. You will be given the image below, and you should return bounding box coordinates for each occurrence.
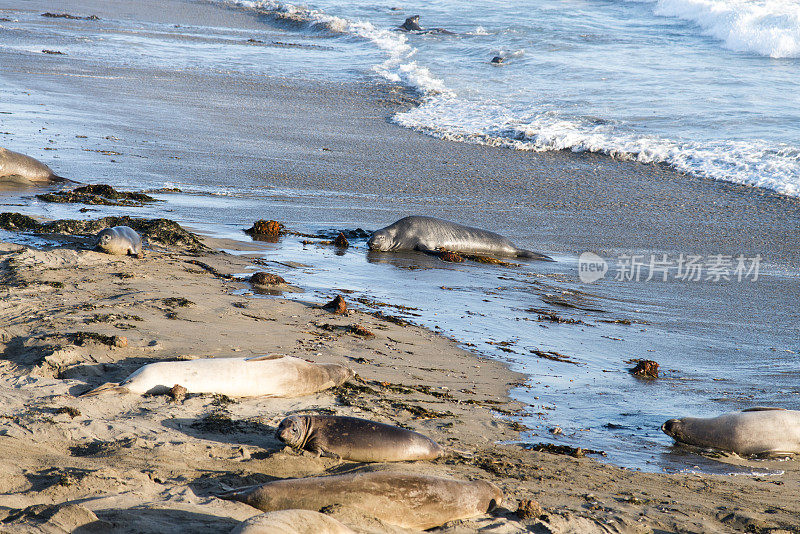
[399,15,422,32]
[277,416,310,449]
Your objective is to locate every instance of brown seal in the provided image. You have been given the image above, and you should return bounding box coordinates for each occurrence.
[217,471,502,530]
[276,415,444,462]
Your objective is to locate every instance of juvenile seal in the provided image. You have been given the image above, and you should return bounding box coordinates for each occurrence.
[662,407,800,457]
[95,226,143,257]
[217,471,502,530]
[367,216,552,260]
[277,415,444,462]
[231,510,355,534]
[0,147,70,184]
[82,355,352,397]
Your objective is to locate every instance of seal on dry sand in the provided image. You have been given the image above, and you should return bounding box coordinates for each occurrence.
[0,147,72,184]
[82,355,352,397]
[277,415,444,462]
[367,215,552,260]
[231,510,355,534]
[217,471,503,531]
[95,226,143,257]
[662,407,800,457]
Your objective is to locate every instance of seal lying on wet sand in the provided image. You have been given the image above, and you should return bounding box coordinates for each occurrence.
[0,147,71,184]
[367,216,552,260]
[217,471,502,530]
[662,407,800,457]
[277,415,444,462]
[82,355,352,397]
[231,510,354,534]
[95,226,143,257]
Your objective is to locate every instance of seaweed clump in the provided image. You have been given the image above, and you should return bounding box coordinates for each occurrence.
[37,184,157,207]
[244,220,284,242]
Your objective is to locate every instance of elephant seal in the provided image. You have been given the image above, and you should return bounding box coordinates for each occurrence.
[95,226,143,257]
[217,471,502,530]
[662,407,800,457]
[277,415,444,462]
[367,216,552,260]
[231,510,354,534]
[398,15,423,31]
[397,15,454,34]
[0,147,71,184]
[82,355,352,397]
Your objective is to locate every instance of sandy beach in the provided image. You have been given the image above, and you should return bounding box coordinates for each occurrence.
[2,0,800,532]
[0,227,797,533]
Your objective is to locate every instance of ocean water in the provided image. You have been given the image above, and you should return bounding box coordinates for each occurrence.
[222,0,800,197]
[1,0,799,473]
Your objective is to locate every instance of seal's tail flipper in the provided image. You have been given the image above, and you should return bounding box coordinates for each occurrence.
[214,486,257,502]
[518,249,554,262]
[442,447,474,459]
[51,175,79,184]
[79,382,130,397]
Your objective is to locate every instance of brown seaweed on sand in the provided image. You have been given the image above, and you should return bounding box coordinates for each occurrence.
[630,359,659,379]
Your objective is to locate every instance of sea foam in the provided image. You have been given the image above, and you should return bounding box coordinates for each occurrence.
[639,0,800,57]
[222,0,450,95]
[394,96,800,197]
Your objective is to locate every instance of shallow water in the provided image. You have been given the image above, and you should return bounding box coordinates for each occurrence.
[217,0,800,196]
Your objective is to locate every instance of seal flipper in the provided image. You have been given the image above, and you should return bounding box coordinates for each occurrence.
[51,175,79,184]
[517,249,554,262]
[79,382,131,397]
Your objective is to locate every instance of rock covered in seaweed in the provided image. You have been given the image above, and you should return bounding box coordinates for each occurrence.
[0,212,207,251]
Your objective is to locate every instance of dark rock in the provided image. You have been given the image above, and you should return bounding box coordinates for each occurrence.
[37,184,156,206]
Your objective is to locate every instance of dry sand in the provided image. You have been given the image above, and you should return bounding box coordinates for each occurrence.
[0,230,798,534]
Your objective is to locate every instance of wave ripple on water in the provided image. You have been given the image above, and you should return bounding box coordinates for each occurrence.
[220,0,800,198]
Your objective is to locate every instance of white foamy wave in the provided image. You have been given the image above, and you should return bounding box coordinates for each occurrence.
[638,0,800,58]
[467,26,491,35]
[395,96,800,197]
[217,0,449,95]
